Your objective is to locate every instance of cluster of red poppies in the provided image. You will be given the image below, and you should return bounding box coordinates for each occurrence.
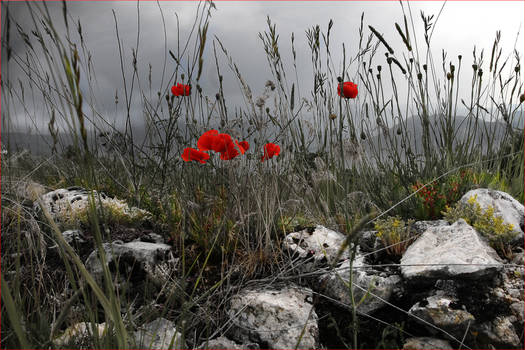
[174,79,356,164]
[181,129,280,164]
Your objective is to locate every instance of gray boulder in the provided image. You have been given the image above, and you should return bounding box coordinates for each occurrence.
[283,225,349,265]
[403,337,453,349]
[401,219,503,281]
[319,257,403,315]
[197,336,257,349]
[408,292,475,339]
[85,241,173,288]
[228,285,319,349]
[53,322,107,347]
[134,318,185,349]
[61,229,87,246]
[476,316,521,348]
[34,187,150,227]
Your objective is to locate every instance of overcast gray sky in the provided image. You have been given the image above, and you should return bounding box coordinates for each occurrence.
[2,1,524,133]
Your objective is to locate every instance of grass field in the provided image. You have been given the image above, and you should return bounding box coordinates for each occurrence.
[1,1,523,348]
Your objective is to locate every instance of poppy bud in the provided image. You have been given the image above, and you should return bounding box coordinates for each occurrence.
[360,131,366,140]
[329,113,337,120]
[447,72,451,80]
[219,75,223,82]
[515,65,520,73]
[409,58,414,63]
[197,85,202,93]
[396,128,402,135]
[422,64,427,71]
[520,94,524,103]
[458,55,462,60]
[266,107,270,113]
[363,62,367,69]
[385,52,389,58]
[157,91,161,97]
[417,73,423,80]
[337,76,343,83]
[376,74,381,80]
[376,117,382,125]
[377,65,382,71]
[472,64,478,71]
[478,69,483,77]
[181,73,185,81]
[368,69,373,74]
[450,65,455,73]
[216,93,220,100]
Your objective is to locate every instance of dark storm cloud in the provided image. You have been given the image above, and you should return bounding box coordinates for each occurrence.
[1,1,523,132]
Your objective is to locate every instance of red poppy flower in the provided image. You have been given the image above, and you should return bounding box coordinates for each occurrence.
[171,83,191,96]
[181,147,210,164]
[220,144,240,160]
[261,143,280,161]
[337,82,358,99]
[236,140,249,154]
[197,130,248,160]
[197,130,220,152]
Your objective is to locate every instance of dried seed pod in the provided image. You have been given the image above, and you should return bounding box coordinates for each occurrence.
[515,65,520,73]
[422,64,427,71]
[396,128,402,135]
[329,113,337,120]
[337,76,343,82]
[417,73,423,80]
[360,131,366,140]
[377,65,382,72]
[447,72,452,80]
[472,64,478,71]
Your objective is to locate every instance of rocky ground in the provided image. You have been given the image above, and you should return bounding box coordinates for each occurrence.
[3,185,524,349]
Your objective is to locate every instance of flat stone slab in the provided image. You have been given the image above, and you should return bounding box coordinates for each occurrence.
[401,219,503,281]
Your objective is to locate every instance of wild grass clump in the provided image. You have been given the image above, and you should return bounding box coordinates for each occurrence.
[1,0,523,348]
